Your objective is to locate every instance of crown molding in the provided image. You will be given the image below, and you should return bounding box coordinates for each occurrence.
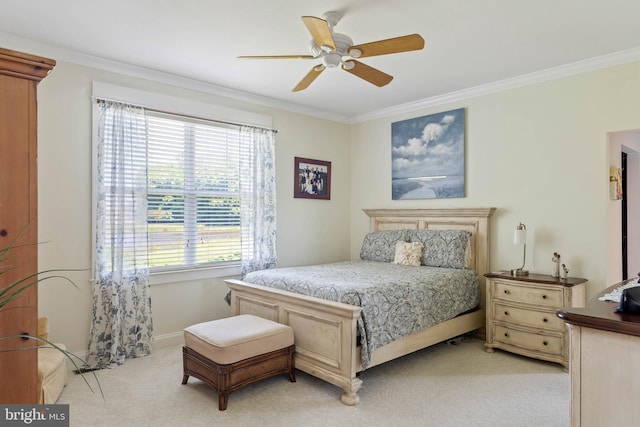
[351,46,640,123]
[2,31,640,125]
[0,31,352,124]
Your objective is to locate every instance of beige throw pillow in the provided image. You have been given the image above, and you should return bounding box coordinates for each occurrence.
[392,241,424,266]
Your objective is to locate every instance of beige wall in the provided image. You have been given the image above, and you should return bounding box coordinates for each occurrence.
[35,56,640,356]
[36,61,351,354]
[350,60,640,303]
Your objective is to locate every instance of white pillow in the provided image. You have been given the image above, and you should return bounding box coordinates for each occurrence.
[392,241,424,266]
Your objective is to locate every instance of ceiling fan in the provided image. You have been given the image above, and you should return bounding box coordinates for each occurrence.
[238,11,425,92]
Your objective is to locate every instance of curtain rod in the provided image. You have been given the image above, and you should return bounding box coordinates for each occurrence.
[92,95,278,133]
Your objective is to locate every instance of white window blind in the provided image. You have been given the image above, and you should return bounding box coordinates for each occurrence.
[146,111,247,271]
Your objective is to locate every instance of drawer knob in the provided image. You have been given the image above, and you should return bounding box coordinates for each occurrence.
[543,317,548,323]
[504,311,509,316]
[543,341,548,346]
[504,289,510,295]
[504,332,509,338]
[542,295,547,299]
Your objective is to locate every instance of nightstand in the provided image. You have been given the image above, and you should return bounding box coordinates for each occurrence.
[484,272,587,370]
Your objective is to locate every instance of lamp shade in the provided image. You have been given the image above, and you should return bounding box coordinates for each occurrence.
[511,222,529,276]
[513,224,527,245]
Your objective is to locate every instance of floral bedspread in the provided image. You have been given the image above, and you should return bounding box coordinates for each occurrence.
[242,260,480,369]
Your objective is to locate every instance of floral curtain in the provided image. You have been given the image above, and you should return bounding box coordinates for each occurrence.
[88,100,153,369]
[239,126,277,276]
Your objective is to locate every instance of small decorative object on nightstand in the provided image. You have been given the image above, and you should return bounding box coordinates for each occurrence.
[484,272,587,370]
[552,252,561,278]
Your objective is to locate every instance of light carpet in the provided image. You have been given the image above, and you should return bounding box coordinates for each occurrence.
[57,338,569,427]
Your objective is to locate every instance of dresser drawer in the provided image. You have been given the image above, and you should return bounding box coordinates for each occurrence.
[494,303,565,331]
[493,281,563,308]
[494,324,563,356]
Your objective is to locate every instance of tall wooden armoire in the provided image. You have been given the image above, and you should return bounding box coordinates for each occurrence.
[0,48,55,403]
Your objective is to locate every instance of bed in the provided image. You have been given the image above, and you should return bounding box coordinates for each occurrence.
[225,208,495,405]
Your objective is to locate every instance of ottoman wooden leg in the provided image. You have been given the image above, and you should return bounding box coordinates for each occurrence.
[219,393,229,411]
[287,345,296,383]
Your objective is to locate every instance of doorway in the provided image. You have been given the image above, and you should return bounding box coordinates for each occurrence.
[622,151,627,279]
[608,130,640,284]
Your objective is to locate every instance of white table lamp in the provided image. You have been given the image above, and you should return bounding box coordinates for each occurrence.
[511,222,529,276]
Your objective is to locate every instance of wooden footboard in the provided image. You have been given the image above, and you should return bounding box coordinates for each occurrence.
[226,278,484,405]
[226,279,364,405]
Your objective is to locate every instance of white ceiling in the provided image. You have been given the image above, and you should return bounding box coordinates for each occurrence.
[2,0,640,122]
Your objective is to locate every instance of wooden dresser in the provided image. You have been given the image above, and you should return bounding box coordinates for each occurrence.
[0,48,55,403]
[558,282,640,427]
[484,272,587,370]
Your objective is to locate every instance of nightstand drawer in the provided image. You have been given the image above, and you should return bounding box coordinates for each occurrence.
[494,303,564,331]
[494,324,563,356]
[493,281,563,308]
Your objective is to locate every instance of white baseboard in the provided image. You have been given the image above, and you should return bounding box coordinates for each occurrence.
[65,331,184,371]
[153,331,184,348]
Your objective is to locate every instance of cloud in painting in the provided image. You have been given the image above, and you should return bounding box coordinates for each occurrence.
[441,114,455,125]
[392,137,428,156]
[422,122,445,144]
[391,108,465,178]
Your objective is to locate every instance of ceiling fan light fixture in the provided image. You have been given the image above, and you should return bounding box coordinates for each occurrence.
[309,40,322,57]
[320,44,335,53]
[322,53,341,68]
[342,60,355,70]
[348,48,362,58]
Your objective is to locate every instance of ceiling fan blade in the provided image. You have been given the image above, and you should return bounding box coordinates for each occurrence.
[349,34,425,58]
[292,65,325,92]
[342,60,393,87]
[238,55,315,59]
[302,16,336,51]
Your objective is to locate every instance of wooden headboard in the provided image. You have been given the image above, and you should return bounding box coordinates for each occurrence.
[363,208,496,306]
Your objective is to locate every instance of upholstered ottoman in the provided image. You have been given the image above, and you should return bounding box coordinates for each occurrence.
[182,314,296,410]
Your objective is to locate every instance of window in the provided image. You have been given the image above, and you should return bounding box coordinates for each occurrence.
[94,95,277,280]
[145,112,246,271]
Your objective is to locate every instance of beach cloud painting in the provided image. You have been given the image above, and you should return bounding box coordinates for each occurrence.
[392,108,465,200]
